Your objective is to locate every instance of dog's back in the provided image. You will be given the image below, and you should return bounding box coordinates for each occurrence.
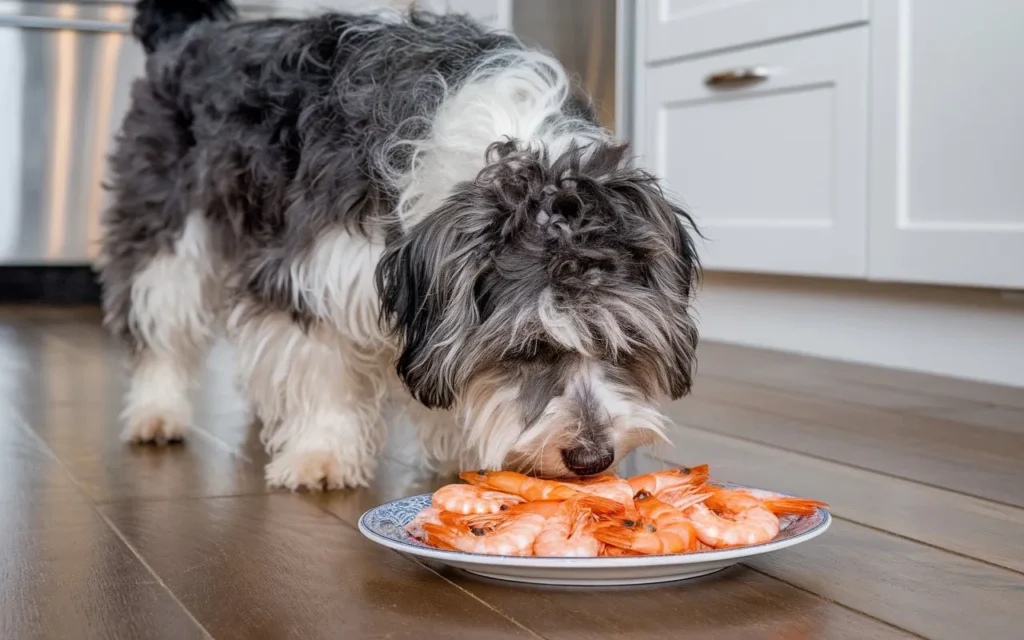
[99,1,524,344]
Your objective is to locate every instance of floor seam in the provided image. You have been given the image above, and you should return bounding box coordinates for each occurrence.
[667,415,1024,510]
[11,415,217,640]
[742,566,928,639]
[700,371,1023,434]
[313,500,548,639]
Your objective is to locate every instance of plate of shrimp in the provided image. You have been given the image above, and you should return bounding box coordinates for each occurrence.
[358,465,830,586]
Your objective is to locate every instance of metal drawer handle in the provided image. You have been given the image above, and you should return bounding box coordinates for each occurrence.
[705,66,771,89]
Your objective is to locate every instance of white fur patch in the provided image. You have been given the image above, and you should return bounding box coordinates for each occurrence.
[227,306,389,489]
[505,360,669,476]
[387,50,610,230]
[127,213,216,357]
[122,213,217,443]
[288,229,388,349]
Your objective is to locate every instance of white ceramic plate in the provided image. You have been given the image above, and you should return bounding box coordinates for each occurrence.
[358,485,831,586]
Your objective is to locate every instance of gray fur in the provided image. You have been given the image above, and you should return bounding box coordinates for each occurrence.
[99,8,536,345]
[99,1,700,478]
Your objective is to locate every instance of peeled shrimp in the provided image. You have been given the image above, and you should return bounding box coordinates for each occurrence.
[420,506,548,556]
[533,496,625,557]
[592,493,700,554]
[460,470,582,501]
[430,484,524,514]
[684,487,826,549]
[627,464,710,497]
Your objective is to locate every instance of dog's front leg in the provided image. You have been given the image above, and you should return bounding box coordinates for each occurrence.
[230,307,387,490]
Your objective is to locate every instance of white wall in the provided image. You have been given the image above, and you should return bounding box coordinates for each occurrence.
[696,273,1024,388]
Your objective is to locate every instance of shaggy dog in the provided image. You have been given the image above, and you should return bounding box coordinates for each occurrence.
[98,0,700,490]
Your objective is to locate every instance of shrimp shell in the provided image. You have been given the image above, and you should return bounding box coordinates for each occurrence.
[421,510,547,556]
[459,470,582,501]
[626,464,710,497]
[430,484,524,514]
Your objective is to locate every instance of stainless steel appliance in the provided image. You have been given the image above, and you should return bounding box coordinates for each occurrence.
[0,1,142,265]
[510,0,623,134]
[0,0,270,267]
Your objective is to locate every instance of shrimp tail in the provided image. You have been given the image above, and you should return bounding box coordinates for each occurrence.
[658,486,713,510]
[591,522,637,551]
[571,495,625,518]
[762,497,829,516]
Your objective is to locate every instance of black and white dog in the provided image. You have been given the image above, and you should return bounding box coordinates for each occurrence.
[98,0,700,490]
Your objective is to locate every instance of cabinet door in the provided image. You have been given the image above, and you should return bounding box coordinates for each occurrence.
[636,28,869,277]
[644,0,867,63]
[868,0,1024,289]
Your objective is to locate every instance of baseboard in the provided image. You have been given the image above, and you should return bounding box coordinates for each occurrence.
[0,265,102,304]
[695,272,1024,388]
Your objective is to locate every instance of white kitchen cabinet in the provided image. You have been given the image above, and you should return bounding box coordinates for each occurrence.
[636,28,870,277]
[868,0,1024,289]
[644,0,867,63]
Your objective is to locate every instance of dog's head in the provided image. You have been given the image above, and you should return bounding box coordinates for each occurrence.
[377,140,699,477]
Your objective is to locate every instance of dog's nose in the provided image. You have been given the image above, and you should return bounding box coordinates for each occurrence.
[561,447,615,476]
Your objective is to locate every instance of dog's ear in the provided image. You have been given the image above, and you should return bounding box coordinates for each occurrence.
[375,196,486,409]
[606,169,702,399]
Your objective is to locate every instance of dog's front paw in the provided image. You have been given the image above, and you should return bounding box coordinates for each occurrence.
[122,414,188,445]
[265,448,377,491]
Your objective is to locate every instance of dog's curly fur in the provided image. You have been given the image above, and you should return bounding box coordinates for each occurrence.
[98,0,700,490]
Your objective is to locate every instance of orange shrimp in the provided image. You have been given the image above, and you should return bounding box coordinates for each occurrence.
[533,496,625,557]
[684,487,826,549]
[558,474,636,506]
[430,484,524,514]
[459,470,582,501]
[600,545,643,557]
[626,464,710,497]
[420,505,548,556]
[406,507,460,551]
[592,493,700,554]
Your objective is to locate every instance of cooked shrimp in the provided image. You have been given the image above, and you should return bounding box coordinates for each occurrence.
[406,507,460,551]
[600,545,642,557]
[406,506,443,540]
[420,507,547,556]
[559,474,636,506]
[430,484,524,514]
[627,464,710,497]
[592,493,700,554]
[533,496,625,557]
[459,470,581,501]
[707,488,827,518]
[683,487,826,549]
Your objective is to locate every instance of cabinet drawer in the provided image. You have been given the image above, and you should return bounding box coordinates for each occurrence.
[636,28,869,276]
[643,0,868,63]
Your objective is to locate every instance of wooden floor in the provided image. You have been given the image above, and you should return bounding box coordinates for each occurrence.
[1,306,1022,640]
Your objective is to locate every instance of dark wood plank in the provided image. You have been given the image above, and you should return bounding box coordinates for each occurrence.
[19,400,270,503]
[670,380,1024,507]
[700,341,1024,411]
[99,495,537,640]
[699,342,1024,435]
[0,419,208,639]
[746,518,1024,640]
[652,426,1024,573]
[429,564,915,640]
[909,403,1024,435]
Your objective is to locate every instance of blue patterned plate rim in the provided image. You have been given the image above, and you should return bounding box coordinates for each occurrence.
[358,485,831,567]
